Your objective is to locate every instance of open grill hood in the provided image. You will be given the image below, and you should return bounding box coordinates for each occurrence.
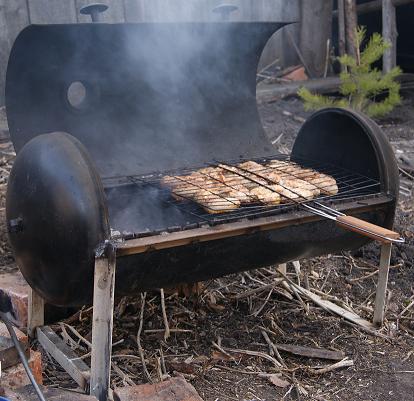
[6,22,289,177]
[5,22,399,306]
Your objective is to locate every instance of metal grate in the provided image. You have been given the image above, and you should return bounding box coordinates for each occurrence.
[102,155,382,237]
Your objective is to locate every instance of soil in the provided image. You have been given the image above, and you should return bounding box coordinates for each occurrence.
[0,91,413,401]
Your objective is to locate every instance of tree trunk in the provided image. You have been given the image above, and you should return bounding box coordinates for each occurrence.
[344,0,358,62]
[300,0,333,78]
[382,0,398,72]
[338,0,346,70]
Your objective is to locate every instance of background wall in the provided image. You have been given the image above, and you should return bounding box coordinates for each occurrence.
[0,0,300,105]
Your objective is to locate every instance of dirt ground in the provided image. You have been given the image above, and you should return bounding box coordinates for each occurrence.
[0,91,413,401]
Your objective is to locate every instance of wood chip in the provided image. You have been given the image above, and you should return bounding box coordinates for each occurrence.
[267,373,290,388]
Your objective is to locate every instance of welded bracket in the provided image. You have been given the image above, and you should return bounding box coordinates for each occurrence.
[373,243,392,326]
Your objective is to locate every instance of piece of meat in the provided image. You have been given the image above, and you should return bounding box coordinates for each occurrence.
[215,185,253,204]
[237,160,264,172]
[195,189,241,214]
[267,161,338,196]
[269,184,314,202]
[249,186,281,205]
[219,164,268,187]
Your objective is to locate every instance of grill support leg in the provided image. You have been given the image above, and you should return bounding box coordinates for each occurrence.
[373,243,392,326]
[28,288,44,338]
[90,245,116,401]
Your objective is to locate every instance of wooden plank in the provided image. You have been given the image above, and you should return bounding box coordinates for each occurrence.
[0,0,9,105]
[0,0,29,105]
[27,288,44,338]
[28,0,77,23]
[76,0,125,23]
[15,385,97,400]
[373,243,392,325]
[90,252,116,401]
[382,0,398,73]
[4,0,29,46]
[123,0,144,22]
[299,0,333,77]
[117,196,391,257]
[37,326,90,391]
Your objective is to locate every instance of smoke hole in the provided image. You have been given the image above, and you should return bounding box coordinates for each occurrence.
[67,81,87,109]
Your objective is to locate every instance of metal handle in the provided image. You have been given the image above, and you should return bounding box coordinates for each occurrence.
[80,3,108,22]
[212,4,239,21]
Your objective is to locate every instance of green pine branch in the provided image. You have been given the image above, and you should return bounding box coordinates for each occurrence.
[298,26,401,118]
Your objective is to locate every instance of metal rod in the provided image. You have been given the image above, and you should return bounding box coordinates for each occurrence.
[0,311,47,401]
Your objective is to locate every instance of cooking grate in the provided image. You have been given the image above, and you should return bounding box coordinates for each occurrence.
[103,155,383,238]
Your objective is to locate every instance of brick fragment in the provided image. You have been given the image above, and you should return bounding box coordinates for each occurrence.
[114,377,203,401]
[6,385,97,400]
[0,271,29,329]
[1,350,43,389]
[0,322,29,369]
[283,65,308,81]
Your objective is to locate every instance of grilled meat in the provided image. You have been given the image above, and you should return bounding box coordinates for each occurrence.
[162,159,338,213]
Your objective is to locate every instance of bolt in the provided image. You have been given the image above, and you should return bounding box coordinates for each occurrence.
[80,3,108,23]
[212,4,239,21]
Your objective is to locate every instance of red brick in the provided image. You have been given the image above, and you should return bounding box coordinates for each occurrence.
[1,350,43,389]
[0,271,29,329]
[114,377,203,401]
[0,322,29,369]
[0,322,28,345]
[283,65,308,81]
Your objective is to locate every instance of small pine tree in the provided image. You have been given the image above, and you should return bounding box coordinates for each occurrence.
[298,27,402,118]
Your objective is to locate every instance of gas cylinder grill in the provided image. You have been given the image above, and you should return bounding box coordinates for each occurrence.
[3,11,403,401]
[5,18,402,305]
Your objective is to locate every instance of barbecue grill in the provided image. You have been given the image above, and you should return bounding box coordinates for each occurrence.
[5,20,400,309]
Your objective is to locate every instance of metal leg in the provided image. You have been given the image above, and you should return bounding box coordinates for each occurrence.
[90,245,116,401]
[28,288,44,338]
[373,243,392,326]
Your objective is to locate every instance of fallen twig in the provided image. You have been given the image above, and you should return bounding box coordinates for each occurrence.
[136,292,152,383]
[160,288,170,341]
[222,346,283,368]
[277,271,374,330]
[307,357,354,375]
[261,330,286,367]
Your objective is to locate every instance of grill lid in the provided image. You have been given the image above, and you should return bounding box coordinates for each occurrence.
[6,22,289,178]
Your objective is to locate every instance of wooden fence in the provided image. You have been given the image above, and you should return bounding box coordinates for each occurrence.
[0,0,300,105]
